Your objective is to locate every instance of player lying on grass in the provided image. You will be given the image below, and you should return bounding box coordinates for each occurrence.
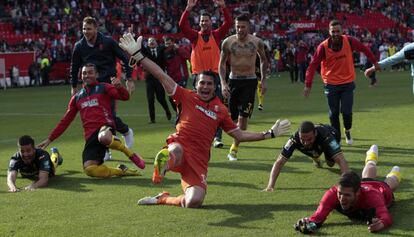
[119,33,291,208]
[264,121,349,192]
[7,135,63,192]
[295,145,401,234]
[38,63,145,178]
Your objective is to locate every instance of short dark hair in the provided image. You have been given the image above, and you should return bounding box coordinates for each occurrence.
[299,121,315,134]
[82,63,98,73]
[18,135,35,147]
[196,71,216,85]
[329,19,341,28]
[163,36,174,42]
[201,12,211,19]
[338,171,361,193]
[163,35,175,44]
[235,14,250,23]
[83,16,98,27]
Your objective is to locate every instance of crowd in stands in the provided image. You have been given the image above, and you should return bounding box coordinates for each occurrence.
[0,0,413,83]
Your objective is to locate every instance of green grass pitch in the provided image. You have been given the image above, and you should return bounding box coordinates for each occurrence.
[0,70,413,236]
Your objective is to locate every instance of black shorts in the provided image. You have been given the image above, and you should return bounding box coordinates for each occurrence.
[228,79,257,120]
[82,128,113,165]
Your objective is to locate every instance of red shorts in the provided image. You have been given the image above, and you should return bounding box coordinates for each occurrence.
[167,135,209,191]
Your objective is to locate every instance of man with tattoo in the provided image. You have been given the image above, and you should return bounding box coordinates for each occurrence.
[219,14,268,161]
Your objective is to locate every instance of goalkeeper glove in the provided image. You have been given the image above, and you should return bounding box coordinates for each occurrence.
[119,33,145,67]
[294,218,317,234]
[263,119,291,139]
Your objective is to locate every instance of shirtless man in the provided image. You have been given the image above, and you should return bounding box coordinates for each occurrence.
[219,14,268,161]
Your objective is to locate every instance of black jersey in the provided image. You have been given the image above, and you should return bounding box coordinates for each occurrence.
[281,124,341,160]
[8,148,53,178]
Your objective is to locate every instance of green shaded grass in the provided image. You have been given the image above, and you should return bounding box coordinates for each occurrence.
[0,71,413,236]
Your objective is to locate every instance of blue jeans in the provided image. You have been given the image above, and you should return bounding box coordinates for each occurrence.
[324,82,355,137]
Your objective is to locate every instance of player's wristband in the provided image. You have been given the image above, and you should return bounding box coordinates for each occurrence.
[262,129,275,139]
[128,50,145,67]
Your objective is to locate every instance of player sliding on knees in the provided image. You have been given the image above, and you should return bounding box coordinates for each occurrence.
[38,63,145,178]
[119,33,291,208]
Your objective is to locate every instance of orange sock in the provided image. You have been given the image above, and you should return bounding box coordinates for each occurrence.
[158,194,184,206]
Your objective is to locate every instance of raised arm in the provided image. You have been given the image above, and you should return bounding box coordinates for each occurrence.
[119,34,177,95]
[179,0,199,42]
[213,0,233,40]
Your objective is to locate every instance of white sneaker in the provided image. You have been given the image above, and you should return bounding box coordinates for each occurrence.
[123,128,134,149]
[227,151,237,161]
[137,192,170,205]
[391,166,400,173]
[103,150,112,161]
[366,144,378,157]
[344,130,353,145]
[213,138,224,148]
[365,144,378,164]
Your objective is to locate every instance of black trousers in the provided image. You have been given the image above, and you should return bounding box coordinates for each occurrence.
[145,75,171,122]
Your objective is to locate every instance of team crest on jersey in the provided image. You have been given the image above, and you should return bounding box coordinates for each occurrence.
[329,140,340,150]
[214,105,219,112]
[81,98,99,109]
[195,105,217,120]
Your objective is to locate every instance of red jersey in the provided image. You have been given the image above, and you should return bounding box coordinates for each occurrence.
[310,181,394,228]
[305,35,377,88]
[166,86,238,189]
[179,7,232,74]
[48,83,129,141]
[169,85,237,154]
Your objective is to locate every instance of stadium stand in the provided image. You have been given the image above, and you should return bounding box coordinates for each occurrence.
[0,0,412,85]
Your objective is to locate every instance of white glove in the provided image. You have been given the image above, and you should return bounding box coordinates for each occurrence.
[263,119,291,139]
[119,33,145,67]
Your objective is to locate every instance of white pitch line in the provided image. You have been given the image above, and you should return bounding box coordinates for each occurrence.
[0,138,17,143]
